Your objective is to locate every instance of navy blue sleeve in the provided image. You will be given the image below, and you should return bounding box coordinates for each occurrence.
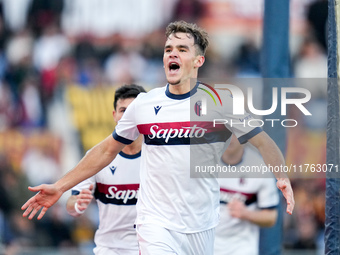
[238,127,263,144]
[112,130,134,145]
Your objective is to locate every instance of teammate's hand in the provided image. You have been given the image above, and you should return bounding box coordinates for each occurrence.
[276,178,295,215]
[21,184,63,220]
[227,199,247,219]
[76,184,94,211]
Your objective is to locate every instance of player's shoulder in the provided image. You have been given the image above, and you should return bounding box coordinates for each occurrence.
[214,87,233,105]
[146,85,167,96]
[135,85,166,101]
[215,87,233,96]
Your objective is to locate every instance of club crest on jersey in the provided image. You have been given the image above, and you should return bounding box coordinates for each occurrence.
[154,106,162,115]
[109,166,117,175]
[194,101,202,116]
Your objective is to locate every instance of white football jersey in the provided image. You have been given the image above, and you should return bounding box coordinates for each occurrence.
[71,151,141,250]
[214,147,279,255]
[113,83,262,233]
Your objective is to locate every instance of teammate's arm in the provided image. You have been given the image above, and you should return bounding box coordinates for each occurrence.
[248,131,295,215]
[21,135,126,220]
[227,199,277,227]
[66,184,94,217]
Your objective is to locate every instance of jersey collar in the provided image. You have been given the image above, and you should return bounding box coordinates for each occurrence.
[165,81,199,100]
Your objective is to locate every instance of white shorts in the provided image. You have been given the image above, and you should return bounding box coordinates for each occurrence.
[93,246,139,255]
[136,224,215,255]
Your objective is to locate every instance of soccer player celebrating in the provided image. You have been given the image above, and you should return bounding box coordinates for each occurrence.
[22,21,294,255]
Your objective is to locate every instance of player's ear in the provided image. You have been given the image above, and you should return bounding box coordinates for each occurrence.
[112,110,117,122]
[194,55,205,68]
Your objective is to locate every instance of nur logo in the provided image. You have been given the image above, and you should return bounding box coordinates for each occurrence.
[196,83,311,116]
[195,83,222,116]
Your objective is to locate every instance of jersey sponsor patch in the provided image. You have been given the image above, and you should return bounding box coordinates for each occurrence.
[137,121,231,145]
[219,188,257,206]
[94,183,139,205]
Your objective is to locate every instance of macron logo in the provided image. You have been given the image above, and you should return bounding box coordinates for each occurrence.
[109,166,117,175]
[154,106,162,115]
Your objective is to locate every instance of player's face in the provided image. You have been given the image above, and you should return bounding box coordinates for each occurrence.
[163,32,204,86]
[113,97,135,123]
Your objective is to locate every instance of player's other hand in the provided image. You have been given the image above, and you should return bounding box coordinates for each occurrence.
[276,178,295,215]
[21,184,63,220]
[76,184,94,211]
[227,199,247,219]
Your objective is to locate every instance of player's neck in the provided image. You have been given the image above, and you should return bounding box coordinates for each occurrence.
[168,78,197,95]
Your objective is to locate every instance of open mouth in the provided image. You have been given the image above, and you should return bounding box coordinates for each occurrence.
[169,63,180,73]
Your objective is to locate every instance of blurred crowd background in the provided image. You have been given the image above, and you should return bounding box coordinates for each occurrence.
[0,0,327,254]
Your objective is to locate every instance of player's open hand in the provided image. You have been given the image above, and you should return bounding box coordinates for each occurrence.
[21,184,63,220]
[276,178,295,215]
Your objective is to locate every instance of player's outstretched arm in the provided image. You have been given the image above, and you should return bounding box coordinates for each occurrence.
[22,135,126,220]
[66,184,94,217]
[249,131,295,215]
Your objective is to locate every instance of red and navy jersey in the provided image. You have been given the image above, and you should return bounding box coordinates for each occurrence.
[113,83,262,233]
[71,151,141,250]
[214,147,279,255]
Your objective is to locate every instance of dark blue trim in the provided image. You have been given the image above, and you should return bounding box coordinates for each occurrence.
[71,190,80,196]
[165,82,199,100]
[143,130,231,146]
[259,205,278,210]
[245,194,257,206]
[119,151,141,159]
[144,134,190,145]
[238,127,263,144]
[112,130,134,145]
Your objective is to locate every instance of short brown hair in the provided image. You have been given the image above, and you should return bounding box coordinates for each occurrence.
[165,20,209,56]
